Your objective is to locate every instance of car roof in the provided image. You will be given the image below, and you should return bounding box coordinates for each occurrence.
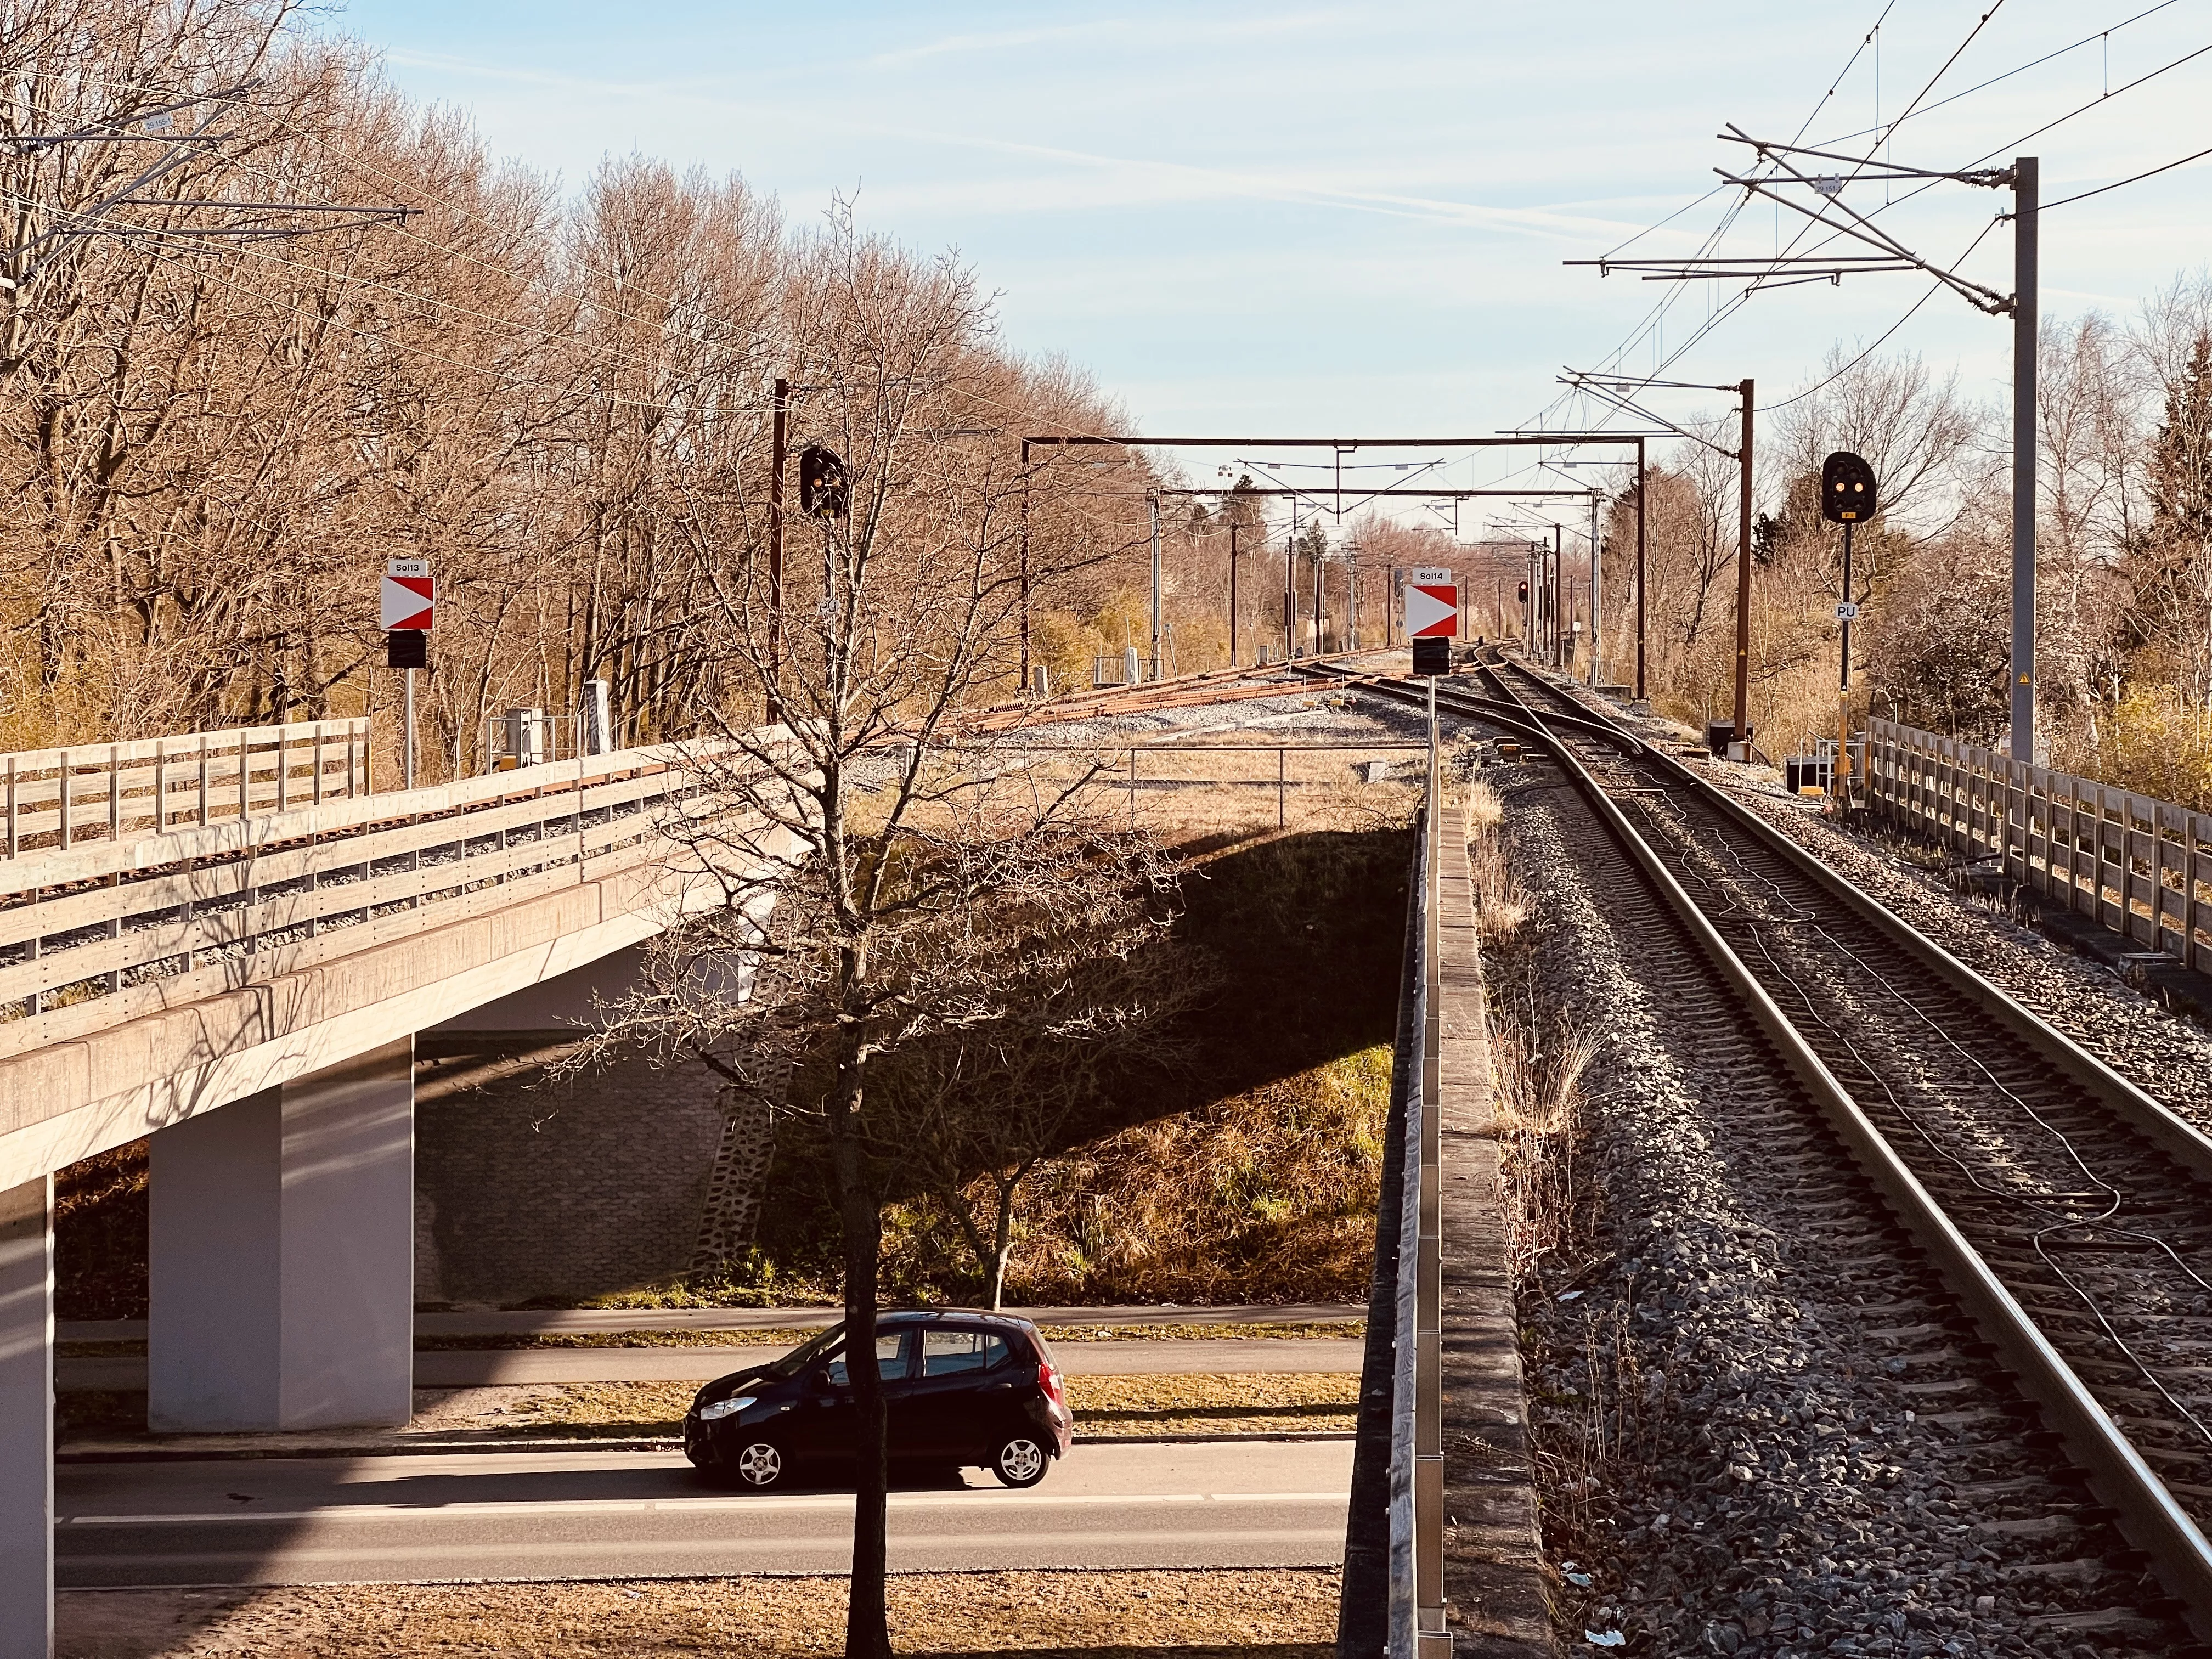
[877,1307,1036,1330]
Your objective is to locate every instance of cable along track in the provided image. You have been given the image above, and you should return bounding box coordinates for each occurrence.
[1305,652,2212,1640]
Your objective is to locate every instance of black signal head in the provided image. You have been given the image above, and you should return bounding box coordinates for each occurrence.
[799,444,849,518]
[1821,450,1878,524]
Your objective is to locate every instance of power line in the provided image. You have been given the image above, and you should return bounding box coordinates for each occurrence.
[2042,141,2212,208]
[1757,213,2005,411]
[1813,1,2179,145]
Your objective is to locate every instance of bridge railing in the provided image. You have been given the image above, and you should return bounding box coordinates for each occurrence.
[1340,805,1447,1659]
[0,743,702,1046]
[2,720,371,858]
[1865,717,2212,970]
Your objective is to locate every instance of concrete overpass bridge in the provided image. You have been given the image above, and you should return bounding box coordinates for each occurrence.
[0,719,735,1655]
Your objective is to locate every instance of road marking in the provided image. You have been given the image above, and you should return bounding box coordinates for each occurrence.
[59,1530,1349,1572]
[60,1491,1349,1526]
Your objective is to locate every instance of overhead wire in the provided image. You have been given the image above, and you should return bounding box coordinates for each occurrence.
[1527,0,1916,438]
[1811,0,2178,144]
[2042,139,2212,208]
[1571,7,2211,429]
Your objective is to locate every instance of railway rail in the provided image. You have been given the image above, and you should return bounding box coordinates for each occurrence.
[1301,650,2212,1644]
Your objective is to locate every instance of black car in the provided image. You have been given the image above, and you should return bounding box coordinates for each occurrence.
[683,1308,1073,1491]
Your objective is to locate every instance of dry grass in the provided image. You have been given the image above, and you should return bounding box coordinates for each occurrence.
[56,1569,1342,1658]
[178,1372,1359,1441]
[977,742,1422,844]
[1068,1372,1357,1437]
[929,1046,1391,1307]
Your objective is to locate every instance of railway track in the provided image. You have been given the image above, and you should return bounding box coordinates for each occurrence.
[1302,651,2212,1643]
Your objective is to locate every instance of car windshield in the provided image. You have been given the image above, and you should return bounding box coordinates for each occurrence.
[763,1324,844,1380]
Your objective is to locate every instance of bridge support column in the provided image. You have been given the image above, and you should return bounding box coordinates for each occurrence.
[0,1176,52,1659]
[149,1038,414,1431]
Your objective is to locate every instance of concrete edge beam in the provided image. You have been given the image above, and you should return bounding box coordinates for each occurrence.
[1435,809,1554,1655]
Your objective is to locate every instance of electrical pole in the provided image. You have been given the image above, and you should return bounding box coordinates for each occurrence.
[1283,505,1297,662]
[1550,525,1564,669]
[1635,437,1647,704]
[1336,546,1353,650]
[1149,494,1163,682]
[768,376,788,722]
[1019,480,1033,694]
[1313,535,1325,656]
[1228,521,1240,667]
[1731,379,1754,757]
[1587,492,1601,688]
[2011,156,2039,762]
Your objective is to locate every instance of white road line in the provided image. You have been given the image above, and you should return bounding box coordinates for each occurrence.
[59,1530,1350,1567]
[61,1490,1349,1527]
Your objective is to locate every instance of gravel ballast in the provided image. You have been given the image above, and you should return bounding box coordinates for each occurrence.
[1496,759,2186,1657]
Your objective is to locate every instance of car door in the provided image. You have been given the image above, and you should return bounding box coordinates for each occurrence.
[797,1328,913,1463]
[899,1325,1015,1460]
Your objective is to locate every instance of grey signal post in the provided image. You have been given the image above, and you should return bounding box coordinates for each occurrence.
[1149,494,1163,682]
[2011,156,2038,762]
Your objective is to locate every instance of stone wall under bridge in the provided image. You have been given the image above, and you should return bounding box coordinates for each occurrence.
[414,947,772,1307]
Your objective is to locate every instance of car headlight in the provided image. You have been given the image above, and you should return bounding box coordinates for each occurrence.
[697,1396,755,1421]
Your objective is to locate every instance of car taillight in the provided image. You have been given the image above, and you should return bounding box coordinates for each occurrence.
[1039,1361,1066,1411]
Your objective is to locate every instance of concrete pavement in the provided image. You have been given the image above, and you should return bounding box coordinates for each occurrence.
[57,1439,1352,1585]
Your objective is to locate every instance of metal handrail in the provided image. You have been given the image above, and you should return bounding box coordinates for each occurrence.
[0,743,707,1032]
[1383,803,1449,1658]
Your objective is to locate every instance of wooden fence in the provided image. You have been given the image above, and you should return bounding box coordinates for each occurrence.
[2,720,370,858]
[1865,716,2212,972]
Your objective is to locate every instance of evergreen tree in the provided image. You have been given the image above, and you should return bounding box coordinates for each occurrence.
[2148,330,2212,545]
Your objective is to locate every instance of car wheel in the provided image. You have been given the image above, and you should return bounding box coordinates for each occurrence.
[990,1434,1049,1488]
[722,1438,788,1490]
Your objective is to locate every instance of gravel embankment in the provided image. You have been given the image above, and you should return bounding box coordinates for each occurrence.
[1500,763,2185,1657]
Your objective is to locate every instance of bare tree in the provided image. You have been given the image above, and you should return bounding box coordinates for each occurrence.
[871,844,1209,1311]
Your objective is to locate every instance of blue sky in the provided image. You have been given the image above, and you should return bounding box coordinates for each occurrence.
[335,1,2212,510]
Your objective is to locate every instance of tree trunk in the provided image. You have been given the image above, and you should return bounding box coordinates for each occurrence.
[986,1178,1019,1314]
[828,1062,891,1659]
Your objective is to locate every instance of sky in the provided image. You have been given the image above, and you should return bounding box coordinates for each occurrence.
[332,0,2212,521]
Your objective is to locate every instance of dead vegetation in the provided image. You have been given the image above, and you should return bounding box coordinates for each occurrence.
[55,1570,1341,1659]
[1464,782,1626,1592]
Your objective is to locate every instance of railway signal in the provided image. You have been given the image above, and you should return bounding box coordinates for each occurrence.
[382,558,433,789]
[799,444,849,518]
[1822,450,1878,802]
[1821,451,1878,523]
[1406,567,1457,679]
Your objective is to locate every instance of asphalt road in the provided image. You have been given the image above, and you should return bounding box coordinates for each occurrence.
[60,1339,1367,1391]
[57,1440,1352,1587]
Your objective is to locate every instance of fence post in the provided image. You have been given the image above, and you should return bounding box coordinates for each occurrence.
[1128,749,1138,831]
[108,745,121,844]
[5,754,16,858]
[2187,812,2204,972]
[1278,747,1286,830]
[197,733,210,827]
[56,751,70,851]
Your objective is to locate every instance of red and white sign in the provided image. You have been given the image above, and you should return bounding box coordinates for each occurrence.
[1404,567,1458,639]
[382,558,434,630]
